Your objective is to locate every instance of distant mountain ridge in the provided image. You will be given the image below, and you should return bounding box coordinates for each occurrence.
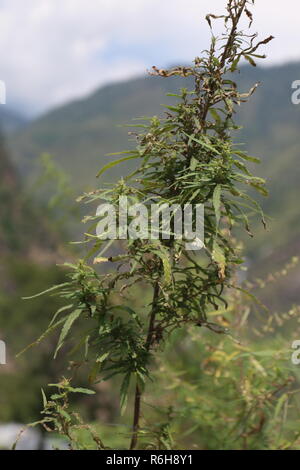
[6,61,300,258]
[0,106,28,134]
[0,134,59,261]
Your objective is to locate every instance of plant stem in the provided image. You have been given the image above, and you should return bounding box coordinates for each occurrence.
[220,0,247,68]
[130,383,142,450]
[201,0,247,124]
[130,281,160,450]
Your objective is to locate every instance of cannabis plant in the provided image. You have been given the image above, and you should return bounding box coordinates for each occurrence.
[24,0,273,450]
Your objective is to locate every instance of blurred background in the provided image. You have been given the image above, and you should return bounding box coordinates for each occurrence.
[0,0,300,449]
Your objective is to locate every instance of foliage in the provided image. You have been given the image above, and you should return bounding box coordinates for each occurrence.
[25,0,276,450]
[152,277,300,450]
[29,262,300,450]
[0,260,67,423]
[33,153,79,222]
[20,378,106,451]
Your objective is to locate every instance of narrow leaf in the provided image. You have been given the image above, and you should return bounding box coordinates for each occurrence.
[213,185,222,227]
[54,309,82,358]
[96,155,139,178]
[120,372,131,415]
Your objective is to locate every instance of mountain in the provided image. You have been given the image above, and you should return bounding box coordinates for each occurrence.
[0,133,59,260]
[0,135,70,423]
[6,62,300,260]
[0,107,28,134]
[7,75,188,185]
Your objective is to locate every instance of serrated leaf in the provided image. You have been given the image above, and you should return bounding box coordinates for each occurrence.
[274,393,288,419]
[244,54,256,67]
[96,352,110,363]
[54,309,82,358]
[22,282,70,300]
[57,407,72,422]
[120,372,131,415]
[213,185,222,228]
[153,245,172,286]
[250,183,268,197]
[136,370,146,393]
[41,389,47,408]
[209,108,221,123]
[106,150,137,156]
[69,387,96,395]
[182,132,218,154]
[234,150,260,164]
[17,317,66,358]
[231,285,268,312]
[230,57,240,72]
[49,304,73,327]
[190,156,198,171]
[96,154,139,178]
[233,160,251,176]
[50,393,63,400]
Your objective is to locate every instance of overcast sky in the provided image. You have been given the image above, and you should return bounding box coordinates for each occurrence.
[0,0,299,116]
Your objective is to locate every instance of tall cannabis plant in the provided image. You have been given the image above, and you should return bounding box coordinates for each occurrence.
[25,0,273,450]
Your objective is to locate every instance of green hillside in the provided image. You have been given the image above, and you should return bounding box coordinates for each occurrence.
[0,134,56,256]
[7,62,300,259]
[0,106,28,134]
[0,136,69,423]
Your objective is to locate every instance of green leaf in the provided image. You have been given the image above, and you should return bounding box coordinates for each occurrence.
[120,372,131,415]
[54,309,82,358]
[57,407,72,422]
[250,183,268,197]
[49,304,73,327]
[233,160,251,176]
[234,150,260,164]
[274,393,288,419]
[50,393,63,400]
[84,335,90,360]
[96,154,139,178]
[22,282,70,300]
[17,317,66,357]
[153,244,172,286]
[213,185,222,228]
[230,57,240,72]
[41,389,47,408]
[96,352,110,363]
[136,370,146,393]
[112,306,142,326]
[209,108,221,123]
[182,132,218,154]
[69,387,96,395]
[190,156,198,171]
[230,285,268,311]
[105,150,138,156]
[244,55,256,67]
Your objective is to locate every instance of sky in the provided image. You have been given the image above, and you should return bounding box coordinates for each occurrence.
[0,0,299,116]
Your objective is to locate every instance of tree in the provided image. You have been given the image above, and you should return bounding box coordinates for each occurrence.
[25,0,273,450]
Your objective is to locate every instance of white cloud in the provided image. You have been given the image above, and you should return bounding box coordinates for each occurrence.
[0,0,299,115]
